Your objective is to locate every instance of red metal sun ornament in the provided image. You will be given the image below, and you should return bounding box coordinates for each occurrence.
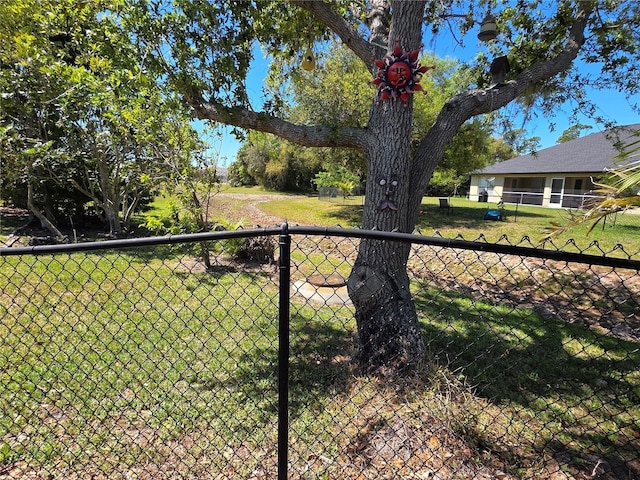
[372,40,434,107]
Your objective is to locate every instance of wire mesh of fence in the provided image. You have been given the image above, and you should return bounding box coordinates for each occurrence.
[1,227,639,480]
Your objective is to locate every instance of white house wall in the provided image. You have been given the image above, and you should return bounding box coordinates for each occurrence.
[469,176,504,203]
[469,174,551,206]
[470,173,599,208]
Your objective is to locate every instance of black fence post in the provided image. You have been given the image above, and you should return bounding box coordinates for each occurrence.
[278,221,291,480]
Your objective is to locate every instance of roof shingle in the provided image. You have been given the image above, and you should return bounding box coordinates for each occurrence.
[475,123,640,175]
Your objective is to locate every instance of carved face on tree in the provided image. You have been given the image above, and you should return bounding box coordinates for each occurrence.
[377,174,399,211]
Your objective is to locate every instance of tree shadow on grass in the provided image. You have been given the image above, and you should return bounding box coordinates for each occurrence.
[183,266,639,478]
[194,311,354,420]
[413,284,640,479]
[325,204,363,227]
[178,309,354,475]
[416,203,552,232]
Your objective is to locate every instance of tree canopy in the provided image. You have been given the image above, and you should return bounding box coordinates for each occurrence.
[0,0,203,237]
[124,1,640,129]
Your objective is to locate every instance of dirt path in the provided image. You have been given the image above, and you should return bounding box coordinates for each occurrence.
[205,193,299,227]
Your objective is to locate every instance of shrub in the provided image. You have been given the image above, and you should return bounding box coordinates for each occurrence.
[213,218,275,263]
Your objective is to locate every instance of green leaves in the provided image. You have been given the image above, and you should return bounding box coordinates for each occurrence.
[1,0,204,235]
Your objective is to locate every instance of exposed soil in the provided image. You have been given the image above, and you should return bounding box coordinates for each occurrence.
[203,193,297,227]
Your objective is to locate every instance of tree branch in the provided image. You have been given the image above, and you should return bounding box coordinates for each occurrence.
[187,95,370,150]
[26,176,66,241]
[288,0,384,72]
[410,2,595,202]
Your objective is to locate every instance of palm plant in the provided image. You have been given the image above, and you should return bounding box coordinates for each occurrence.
[546,130,640,237]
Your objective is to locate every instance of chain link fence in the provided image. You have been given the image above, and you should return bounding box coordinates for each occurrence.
[1,225,639,479]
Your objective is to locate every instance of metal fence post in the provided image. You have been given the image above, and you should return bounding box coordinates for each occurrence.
[278,221,291,480]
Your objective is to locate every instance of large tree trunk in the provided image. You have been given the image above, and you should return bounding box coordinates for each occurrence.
[347,0,427,376]
[348,142,426,373]
[348,239,424,375]
[347,140,426,374]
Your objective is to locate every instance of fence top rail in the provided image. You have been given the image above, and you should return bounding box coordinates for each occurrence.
[287,226,640,270]
[2,222,639,271]
[0,227,284,256]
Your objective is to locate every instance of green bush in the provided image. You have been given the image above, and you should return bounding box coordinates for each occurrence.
[212,218,246,257]
[143,202,200,235]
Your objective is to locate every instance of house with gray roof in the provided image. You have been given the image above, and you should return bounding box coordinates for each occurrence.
[470,123,640,208]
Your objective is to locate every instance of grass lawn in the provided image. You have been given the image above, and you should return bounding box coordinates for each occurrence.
[1,188,638,477]
[1,238,638,478]
[259,195,640,254]
[0,248,283,476]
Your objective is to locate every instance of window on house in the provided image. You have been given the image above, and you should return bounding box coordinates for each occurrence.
[479,177,495,189]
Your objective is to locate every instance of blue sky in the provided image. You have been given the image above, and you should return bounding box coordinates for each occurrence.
[206,26,639,167]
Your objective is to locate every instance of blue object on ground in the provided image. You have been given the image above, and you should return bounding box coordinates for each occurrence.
[484,209,502,221]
